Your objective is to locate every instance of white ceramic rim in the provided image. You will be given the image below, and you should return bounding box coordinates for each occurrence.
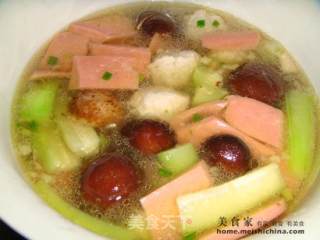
[0,1,320,239]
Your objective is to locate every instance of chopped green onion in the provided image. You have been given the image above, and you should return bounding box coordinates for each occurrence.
[159,168,172,177]
[26,121,38,131]
[47,56,58,66]
[183,232,197,240]
[192,113,203,123]
[197,19,206,28]
[102,71,113,81]
[212,20,220,27]
[139,74,145,82]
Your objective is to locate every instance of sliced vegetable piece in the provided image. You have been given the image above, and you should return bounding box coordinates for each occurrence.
[69,56,139,90]
[201,31,261,51]
[20,81,59,124]
[192,66,223,88]
[32,124,80,174]
[192,66,228,106]
[224,95,283,149]
[192,87,228,106]
[57,116,100,158]
[199,199,287,240]
[140,161,212,240]
[34,180,147,240]
[177,163,285,234]
[285,90,316,179]
[157,143,199,175]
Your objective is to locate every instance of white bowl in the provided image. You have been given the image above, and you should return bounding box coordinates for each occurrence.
[0,0,320,239]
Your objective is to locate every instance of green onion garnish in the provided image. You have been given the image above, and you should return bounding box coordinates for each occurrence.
[183,232,197,240]
[192,113,203,123]
[139,74,145,82]
[47,56,58,66]
[197,19,206,28]
[26,121,38,131]
[212,20,220,27]
[102,71,113,81]
[159,168,172,177]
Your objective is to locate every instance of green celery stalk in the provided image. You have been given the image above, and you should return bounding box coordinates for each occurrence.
[177,163,285,234]
[285,90,316,179]
[32,124,81,174]
[157,144,199,175]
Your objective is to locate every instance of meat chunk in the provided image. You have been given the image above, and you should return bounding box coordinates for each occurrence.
[30,70,71,80]
[39,32,89,71]
[128,87,190,121]
[202,31,261,51]
[70,90,124,127]
[140,161,212,240]
[224,96,283,149]
[69,56,139,90]
[89,43,151,74]
[69,16,136,43]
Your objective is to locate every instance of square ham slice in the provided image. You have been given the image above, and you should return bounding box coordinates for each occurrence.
[201,31,261,51]
[70,56,139,90]
[69,16,136,43]
[224,96,283,149]
[39,32,89,72]
[140,161,212,240]
[89,43,151,74]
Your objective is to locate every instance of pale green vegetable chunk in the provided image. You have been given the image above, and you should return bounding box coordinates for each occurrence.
[57,116,100,158]
[177,163,286,234]
[20,81,59,123]
[192,87,227,106]
[32,125,80,174]
[34,181,148,240]
[192,66,228,106]
[285,90,316,179]
[157,143,199,175]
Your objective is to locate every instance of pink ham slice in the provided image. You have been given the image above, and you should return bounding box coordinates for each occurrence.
[224,96,283,149]
[199,199,287,240]
[89,43,151,74]
[69,56,139,90]
[30,70,71,80]
[201,31,261,51]
[140,161,212,240]
[39,32,89,72]
[69,16,136,43]
[174,115,277,159]
[170,100,228,130]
